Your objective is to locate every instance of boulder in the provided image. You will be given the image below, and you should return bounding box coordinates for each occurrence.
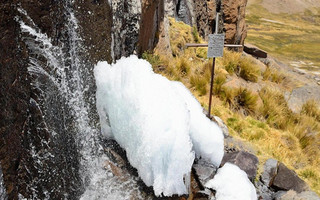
[255,180,274,200]
[221,151,259,181]
[274,190,320,200]
[261,159,278,186]
[193,159,218,188]
[271,163,309,193]
[287,85,320,113]
[244,44,268,58]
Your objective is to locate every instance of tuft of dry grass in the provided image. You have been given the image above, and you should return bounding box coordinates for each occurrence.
[221,51,260,82]
[259,87,295,129]
[213,74,226,96]
[301,99,320,122]
[222,50,241,75]
[263,67,286,84]
[176,57,191,76]
[216,86,259,116]
[190,75,207,96]
[233,88,259,115]
[239,57,260,82]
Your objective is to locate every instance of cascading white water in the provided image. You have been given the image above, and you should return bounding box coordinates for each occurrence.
[16,2,144,199]
[0,164,7,200]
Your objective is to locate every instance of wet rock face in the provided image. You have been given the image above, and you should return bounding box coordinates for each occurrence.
[244,44,268,58]
[111,0,142,60]
[0,1,113,199]
[75,0,113,63]
[193,159,218,188]
[1,1,43,198]
[0,1,83,199]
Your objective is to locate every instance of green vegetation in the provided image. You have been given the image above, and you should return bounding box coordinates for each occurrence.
[142,18,320,195]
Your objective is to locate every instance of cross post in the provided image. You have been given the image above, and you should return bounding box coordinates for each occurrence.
[186,13,243,119]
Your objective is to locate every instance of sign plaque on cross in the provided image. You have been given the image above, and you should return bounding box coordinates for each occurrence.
[207,34,225,58]
[185,13,243,119]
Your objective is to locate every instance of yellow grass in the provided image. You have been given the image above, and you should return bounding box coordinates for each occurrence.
[142,18,320,195]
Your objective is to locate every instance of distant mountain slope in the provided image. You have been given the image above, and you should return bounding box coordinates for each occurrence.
[259,0,320,14]
[246,0,320,72]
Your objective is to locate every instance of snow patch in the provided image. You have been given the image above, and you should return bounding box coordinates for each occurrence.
[205,163,257,200]
[94,55,224,196]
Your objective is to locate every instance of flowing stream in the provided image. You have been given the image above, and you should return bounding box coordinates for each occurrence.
[15,1,142,199]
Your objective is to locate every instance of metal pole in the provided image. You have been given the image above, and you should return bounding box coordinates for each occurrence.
[215,13,219,34]
[208,57,216,119]
[207,13,219,118]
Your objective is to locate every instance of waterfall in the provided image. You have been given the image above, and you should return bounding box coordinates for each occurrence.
[16,2,143,199]
[0,164,7,200]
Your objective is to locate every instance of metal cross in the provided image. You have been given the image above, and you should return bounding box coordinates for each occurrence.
[186,13,243,119]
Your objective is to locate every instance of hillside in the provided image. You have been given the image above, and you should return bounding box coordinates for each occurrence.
[246,0,320,73]
[144,17,320,196]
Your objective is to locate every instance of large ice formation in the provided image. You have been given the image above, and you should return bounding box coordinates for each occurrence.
[94,55,224,196]
[205,163,257,200]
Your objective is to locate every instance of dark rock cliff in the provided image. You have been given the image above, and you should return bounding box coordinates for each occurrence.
[0,1,112,199]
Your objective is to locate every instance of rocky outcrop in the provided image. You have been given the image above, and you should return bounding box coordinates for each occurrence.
[274,190,320,200]
[261,159,278,187]
[223,0,248,45]
[244,44,268,58]
[287,85,320,113]
[138,0,164,55]
[193,159,218,188]
[256,159,315,199]
[193,0,217,39]
[272,163,309,193]
[221,151,259,181]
